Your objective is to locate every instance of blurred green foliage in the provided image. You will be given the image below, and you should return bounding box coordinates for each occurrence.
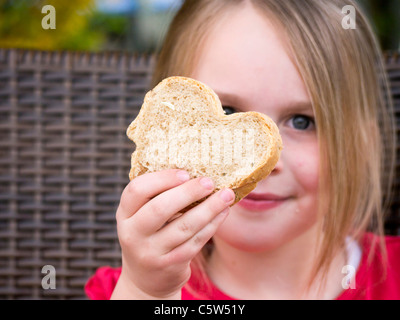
[0,0,104,50]
[87,11,131,51]
[358,0,400,50]
[0,0,398,52]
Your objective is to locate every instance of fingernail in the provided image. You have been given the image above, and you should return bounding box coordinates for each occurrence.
[199,177,214,190]
[176,170,190,182]
[219,189,234,203]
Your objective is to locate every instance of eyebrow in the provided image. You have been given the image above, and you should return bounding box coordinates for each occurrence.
[284,101,314,114]
[215,91,313,113]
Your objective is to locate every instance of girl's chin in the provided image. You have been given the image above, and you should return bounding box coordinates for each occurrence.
[214,233,285,253]
[216,218,287,252]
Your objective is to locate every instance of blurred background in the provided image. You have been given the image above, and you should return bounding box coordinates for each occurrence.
[0,0,399,300]
[0,0,398,53]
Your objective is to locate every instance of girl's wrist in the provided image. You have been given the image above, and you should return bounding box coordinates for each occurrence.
[110,271,181,300]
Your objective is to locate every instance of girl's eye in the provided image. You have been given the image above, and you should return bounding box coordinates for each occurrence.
[290,115,315,130]
[222,106,237,115]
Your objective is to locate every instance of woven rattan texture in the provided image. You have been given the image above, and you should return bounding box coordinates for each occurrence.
[0,49,154,299]
[0,49,399,299]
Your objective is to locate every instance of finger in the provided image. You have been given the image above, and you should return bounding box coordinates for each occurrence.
[132,176,218,234]
[162,207,230,265]
[157,188,235,253]
[116,169,191,221]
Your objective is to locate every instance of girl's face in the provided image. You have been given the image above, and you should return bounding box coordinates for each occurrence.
[192,4,320,252]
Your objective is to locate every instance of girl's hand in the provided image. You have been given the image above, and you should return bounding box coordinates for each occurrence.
[111,169,235,299]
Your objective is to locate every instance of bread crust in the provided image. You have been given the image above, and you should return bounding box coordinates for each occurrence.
[127,76,282,211]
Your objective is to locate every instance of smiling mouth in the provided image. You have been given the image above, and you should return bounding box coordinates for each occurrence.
[237,192,289,211]
[245,192,288,201]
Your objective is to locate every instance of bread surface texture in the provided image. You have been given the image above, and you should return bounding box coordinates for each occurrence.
[127,76,282,207]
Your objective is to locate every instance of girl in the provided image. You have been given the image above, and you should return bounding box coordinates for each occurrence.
[85,0,400,299]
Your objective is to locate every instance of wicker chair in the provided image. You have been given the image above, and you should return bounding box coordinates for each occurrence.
[0,49,399,299]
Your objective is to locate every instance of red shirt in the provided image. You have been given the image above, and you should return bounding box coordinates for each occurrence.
[85,233,400,300]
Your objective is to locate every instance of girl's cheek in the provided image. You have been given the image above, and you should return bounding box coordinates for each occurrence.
[295,158,319,188]
[287,139,319,188]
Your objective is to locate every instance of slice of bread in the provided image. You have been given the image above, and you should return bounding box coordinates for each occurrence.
[127,76,282,211]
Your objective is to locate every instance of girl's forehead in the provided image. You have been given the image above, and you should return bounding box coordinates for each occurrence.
[192,3,310,111]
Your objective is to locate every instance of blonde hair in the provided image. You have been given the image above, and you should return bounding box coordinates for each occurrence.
[153,0,396,295]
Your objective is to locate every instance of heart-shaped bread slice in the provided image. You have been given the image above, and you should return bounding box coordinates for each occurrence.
[127,76,282,210]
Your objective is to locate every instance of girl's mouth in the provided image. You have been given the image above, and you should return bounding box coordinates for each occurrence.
[237,192,289,211]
